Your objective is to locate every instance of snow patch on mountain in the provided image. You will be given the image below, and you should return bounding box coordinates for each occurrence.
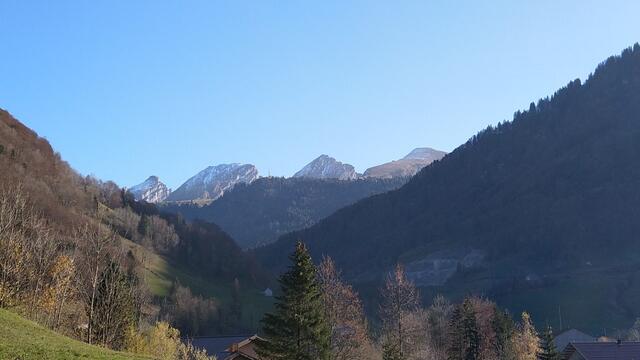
[166,163,258,202]
[129,176,171,203]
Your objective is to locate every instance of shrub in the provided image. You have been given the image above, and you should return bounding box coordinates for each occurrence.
[126,321,216,360]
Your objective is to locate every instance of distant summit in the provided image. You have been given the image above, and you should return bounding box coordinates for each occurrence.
[293,155,358,180]
[364,147,446,179]
[403,147,447,161]
[129,176,171,203]
[166,163,258,203]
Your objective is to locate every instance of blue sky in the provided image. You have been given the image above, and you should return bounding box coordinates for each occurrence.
[1,1,639,189]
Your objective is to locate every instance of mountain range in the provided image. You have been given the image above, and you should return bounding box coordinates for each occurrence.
[133,148,445,205]
[152,148,442,248]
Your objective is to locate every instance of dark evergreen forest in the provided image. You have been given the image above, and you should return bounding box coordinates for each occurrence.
[258,44,640,332]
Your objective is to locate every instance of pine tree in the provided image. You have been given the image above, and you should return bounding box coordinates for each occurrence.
[491,307,515,359]
[137,215,151,238]
[447,303,464,360]
[461,299,480,360]
[256,242,330,360]
[538,325,560,360]
[448,298,481,360]
[91,261,137,350]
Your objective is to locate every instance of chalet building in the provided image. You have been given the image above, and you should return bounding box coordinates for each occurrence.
[189,335,262,360]
[561,341,640,360]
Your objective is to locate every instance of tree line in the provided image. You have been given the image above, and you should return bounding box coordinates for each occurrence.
[256,241,562,360]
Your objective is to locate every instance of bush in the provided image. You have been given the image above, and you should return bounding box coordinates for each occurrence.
[126,321,215,360]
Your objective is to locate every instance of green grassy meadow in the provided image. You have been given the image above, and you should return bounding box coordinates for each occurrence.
[0,308,151,360]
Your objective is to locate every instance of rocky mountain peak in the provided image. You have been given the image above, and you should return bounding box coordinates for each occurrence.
[129,176,171,203]
[403,147,447,161]
[166,163,258,203]
[363,147,446,179]
[293,155,358,180]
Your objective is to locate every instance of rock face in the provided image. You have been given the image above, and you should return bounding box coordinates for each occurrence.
[404,249,485,286]
[293,155,358,180]
[166,164,258,202]
[129,176,171,203]
[363,147,446,178]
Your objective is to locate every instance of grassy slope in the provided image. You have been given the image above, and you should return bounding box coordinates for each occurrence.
[0,308,151,360]
[121,238,273,331]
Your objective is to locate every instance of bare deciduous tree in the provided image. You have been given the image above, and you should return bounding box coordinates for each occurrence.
[425,294,453,360]
[512,312,540,360]
[379,263,422,359]
[0,185,74,327]
[73,218,116,344]
[0,185,63,313]
[318,256,378,360]
[0,185,32,307]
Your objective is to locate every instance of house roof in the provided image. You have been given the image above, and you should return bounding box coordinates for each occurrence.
[225,335,261,360]
[562,341,640,360]
[188,335,254,359]
[554,329,595,353]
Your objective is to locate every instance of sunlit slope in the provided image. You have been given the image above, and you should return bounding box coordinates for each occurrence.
[0,309,151,360]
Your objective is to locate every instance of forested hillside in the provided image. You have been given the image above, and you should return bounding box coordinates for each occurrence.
[258,44,640,332]
[162,176,406,248]
[0,109,271,358]
[0,109,100,228]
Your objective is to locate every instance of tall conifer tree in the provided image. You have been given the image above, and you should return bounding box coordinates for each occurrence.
[448,298,481,360]
[461,299,480,360]
[448,304,465,360]
[538,325,560,360]
[492,307,515,359]
[256,242,330,360]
